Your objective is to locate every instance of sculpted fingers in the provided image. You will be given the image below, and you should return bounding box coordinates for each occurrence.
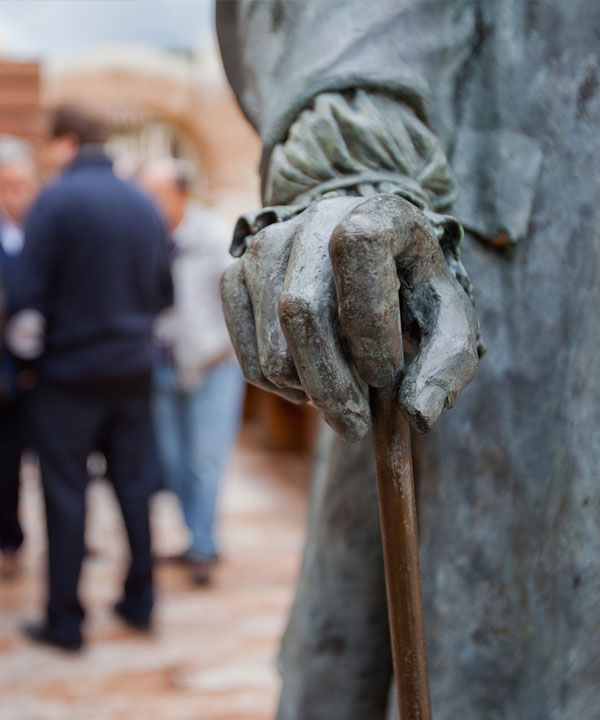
[329,206,403,387]
[331,194,479,433]
[224,192,477,438]
[398,271,479,432]
[278,199,370,442]
[242,221,302,390]
[220,262,257,380]
[220,262,307,405]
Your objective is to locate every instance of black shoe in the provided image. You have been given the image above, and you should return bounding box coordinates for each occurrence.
[190,559,213,587]
[153,550,220,566]
[23,623,82,652]
[152,551,190,566]
[114,600,151,632]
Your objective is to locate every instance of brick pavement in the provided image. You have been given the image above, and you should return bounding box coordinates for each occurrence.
[0,427,310,720]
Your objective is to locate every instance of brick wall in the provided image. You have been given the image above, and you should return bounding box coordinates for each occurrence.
[0,60,42,139]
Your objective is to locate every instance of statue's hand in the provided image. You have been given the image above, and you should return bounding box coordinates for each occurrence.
[221,194,480,442]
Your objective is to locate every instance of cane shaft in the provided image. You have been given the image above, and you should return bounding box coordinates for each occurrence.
[370,383,431,720]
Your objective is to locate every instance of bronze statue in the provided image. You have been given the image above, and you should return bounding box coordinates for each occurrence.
[217,2,600,718]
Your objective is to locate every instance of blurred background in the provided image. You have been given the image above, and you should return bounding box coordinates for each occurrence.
[0,2,318,718]
[0,0,319,452]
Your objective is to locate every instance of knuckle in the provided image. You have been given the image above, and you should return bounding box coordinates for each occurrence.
[260,349,296,387]
[330,214,377,259]
[449,330,480,374]
[243,230,270,263]
[278,292,317,335]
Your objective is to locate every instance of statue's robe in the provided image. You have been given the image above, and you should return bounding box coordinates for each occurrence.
[217,2,600,718]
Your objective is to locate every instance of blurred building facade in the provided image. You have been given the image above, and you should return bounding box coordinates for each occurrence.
[0,60,42,138]
[43,42,261,225]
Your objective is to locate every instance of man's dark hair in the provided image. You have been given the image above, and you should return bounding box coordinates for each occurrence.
[49,103,108,145]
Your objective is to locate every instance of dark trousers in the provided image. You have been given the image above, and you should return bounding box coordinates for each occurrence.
[28,378,154,645]
[0,400,24,552]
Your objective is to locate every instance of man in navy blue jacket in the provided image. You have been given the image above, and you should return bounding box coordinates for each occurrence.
[0,136,38,579]
[10,105,173,651]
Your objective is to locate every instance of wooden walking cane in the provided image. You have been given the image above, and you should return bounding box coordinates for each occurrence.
[370,372,432,719]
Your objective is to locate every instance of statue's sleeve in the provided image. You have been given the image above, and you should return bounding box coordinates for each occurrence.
[217,1,484,355]
[216,0,475,182]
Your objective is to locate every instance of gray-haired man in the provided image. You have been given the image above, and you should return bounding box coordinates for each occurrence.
[0,135,38,578]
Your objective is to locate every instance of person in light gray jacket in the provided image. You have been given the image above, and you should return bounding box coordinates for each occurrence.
[140,159,244,586]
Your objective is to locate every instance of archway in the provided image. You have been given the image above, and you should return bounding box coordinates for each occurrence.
[43,44,261,222]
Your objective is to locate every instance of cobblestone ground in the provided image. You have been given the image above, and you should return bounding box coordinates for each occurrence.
[0,426,310,720]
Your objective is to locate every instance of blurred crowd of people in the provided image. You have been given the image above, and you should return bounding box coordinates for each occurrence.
[0,104,244,652]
